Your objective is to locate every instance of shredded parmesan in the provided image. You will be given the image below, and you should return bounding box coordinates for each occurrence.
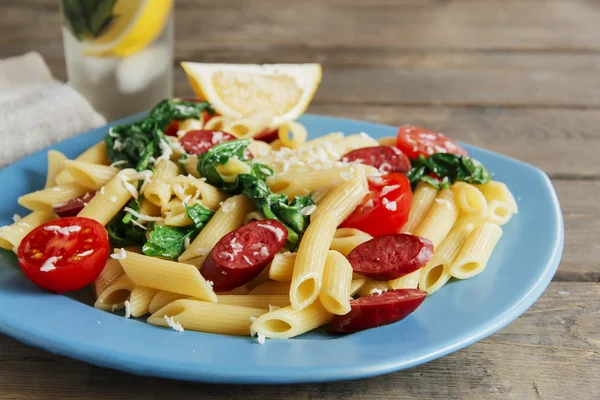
[112,140,124,151]
[40,256,60,272]
[184,237,191,250]
[109,160,127,168]
[156,138,173,162]
[221,201,235,213]
[163,315,184,332]
[77,250,94,257]
[206,280,214,288]
[368,176,384,185]
[259,246,270,257]
[124,300,131,319]
[139,175,152,195]
[379,162,392,173]
[370,288,383,295]
[12,214,21,223]
[381,185,400,196]
[99,186,105,195]
[268,305,280,312]
[258,223,284,241]
[109,196,117,202]
[257,332,266,344]
[123,207,164,222]
[385,201,397,211]
[300,205,317,216]
[194,248,211,256]
[110,248,127,260]
[130,219,148,230]
[120,176,139,199]
[364,199,375,208]
[44,225,81,235]
[435,198,452,209]
[243,255,252,264]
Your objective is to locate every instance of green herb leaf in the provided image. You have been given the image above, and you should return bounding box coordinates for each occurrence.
[407,153,492,189]
[196,139,253,192]
[142,225,194,260]
[106,198,146,246]
[106,99,215,171]
[185,203,214,230]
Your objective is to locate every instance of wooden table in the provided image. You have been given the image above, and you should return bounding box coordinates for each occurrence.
[1,0,598,398]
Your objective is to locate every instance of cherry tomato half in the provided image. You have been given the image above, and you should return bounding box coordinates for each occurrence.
[396,125,468,159]
[53,193,94,218]
[17,217,110,293]
[340,173,412,237]
[164,110,219,137]
[253,127,280,143]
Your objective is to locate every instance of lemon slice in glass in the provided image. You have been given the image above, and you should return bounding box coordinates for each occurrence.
[181,63,323,126]
[81,0,173,57]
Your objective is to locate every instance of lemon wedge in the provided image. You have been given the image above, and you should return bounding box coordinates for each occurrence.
[180,63,322,126]
[83,0,173,57]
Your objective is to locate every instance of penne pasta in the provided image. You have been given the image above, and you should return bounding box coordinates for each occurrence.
[118,250,217,302]
[329,228,372,257]
[129,286,160,317]
[45,150,67,188]
[249,281,290,295]
[450,223,503,279]
[250,301,332,339]
[357,278,390,297]
[148,299,267,335]
[290,213,337,310]
[94,274,134,311]
[18,182,89,212]
[277,121,307,149]
[401,182,438,233]
[148,291,187,314]
[144,159,179,207]
[0,211,55,252]
[217,294,291,309]
[63,160,117,190]
[413,188,459,248]
[93,258,125,298]
[268,252,296,283]
[319,250,353,315]
[451,182,487,217]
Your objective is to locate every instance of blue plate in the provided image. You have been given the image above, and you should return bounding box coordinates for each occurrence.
[0,113,563,384]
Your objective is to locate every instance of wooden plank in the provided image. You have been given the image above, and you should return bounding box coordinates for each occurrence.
[308,105,600,177]
[0,282,597,399]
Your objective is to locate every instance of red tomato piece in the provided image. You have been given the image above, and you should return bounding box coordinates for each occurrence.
[179,130,237,155]
[17,217,110,293]
[342,146,411,173]
[164,120,180,137]
[396,125,468,159]
[53,193,95,218]
[340,173,412,237]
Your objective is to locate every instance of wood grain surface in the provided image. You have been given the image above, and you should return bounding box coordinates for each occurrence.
[0,0,598,398]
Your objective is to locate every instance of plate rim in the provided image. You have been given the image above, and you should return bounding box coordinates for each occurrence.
[0,113,564,384]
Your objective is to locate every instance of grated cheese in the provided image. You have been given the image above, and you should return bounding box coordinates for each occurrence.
[44,225,81,235]
[385,201,397,211]
[184,237,191,250]
[258,223,284,241]
[108,127,118,137]
[219,251,234,261]
[268,305,280,312]
[17,222,31,228]
[109,160,127,168]
[139,175,152,195]
[435,198,452,209]
[77,250,94,257]
[99,186,105,195]
[194,248,211,256]
[300,205,317,216]
[368,176,384,185]
[120,176,139,199]
[40,256,60,272]
[12,214,21,223]
[379,162,392,173]
[206,280,214,288]
[124,300,131,319]
[130,219,148,230]
[381,185,400,196]
[257,332,266,344]
[163,315,184,332]
[364,199,375,208]
[243,255,252,264]
[221,201,235,213]
[110,248,127,260]
[370,288,383,295]
[156,138,173,162]
[259,246,270,257]
[113,140,124,151]
[123,207,164,222]
[109,196,117,202]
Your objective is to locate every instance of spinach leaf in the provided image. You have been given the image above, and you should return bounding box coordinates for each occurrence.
[407,153,492,189]
[142,225,194,260]
[106,198,146,246]
[106,99,215,171]
[185,203,214,230]
[196,139,254,192]
[142,203,214,259]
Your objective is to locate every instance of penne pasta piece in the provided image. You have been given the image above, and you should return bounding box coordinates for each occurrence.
[215,158,252,183]
[243,210,266,224]
[319,250,353,315]
[118,250,217,302]
[277,121,307,149]
[388,270,420,290]
[267,166,357,197]
[138,199,162,219]
[329,228,372,257]
[63,160,117,190]
[223,111,274,139]
[250,301,332,339]
[330,133,379,155]
[0,211,55,252]
[148,299,267,335]
[401,182,438,233]
[93,258,124,298]
[413,188,459,248]
[418,222,475,294]
[169,175,227,211]
[450,223,503,279]
[202,116,224,131]
[377,136,397,146]
[247,140,272,158]
[349,278,366,297]
[300,132,345,149]
[248,281,290,295]
[357,278,390,297]
[45,150,67,188]
[290,213,337,310]
[475,181,519,214]
[180,155,200,178]
[144,159,179,207]
[148,291,187,314]
[77,169,139,225]
[78,141,110,165]
[268,252,296,282]
[178,195,254,262]
[310,165,369,225]
[129,286,160,318]
[94,274,134,311]
[451,182,487,217]
[18,182,89,212]
[217,294,291,309]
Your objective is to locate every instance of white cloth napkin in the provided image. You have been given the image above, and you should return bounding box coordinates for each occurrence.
[0,52,106,168]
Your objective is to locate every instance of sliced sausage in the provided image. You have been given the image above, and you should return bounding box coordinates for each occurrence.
[348,234,433,280]
[179,130,237,155]
[201,220,288,292]
[53,193,95,218]
[342,146,411,173]
[328,289,427,333]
